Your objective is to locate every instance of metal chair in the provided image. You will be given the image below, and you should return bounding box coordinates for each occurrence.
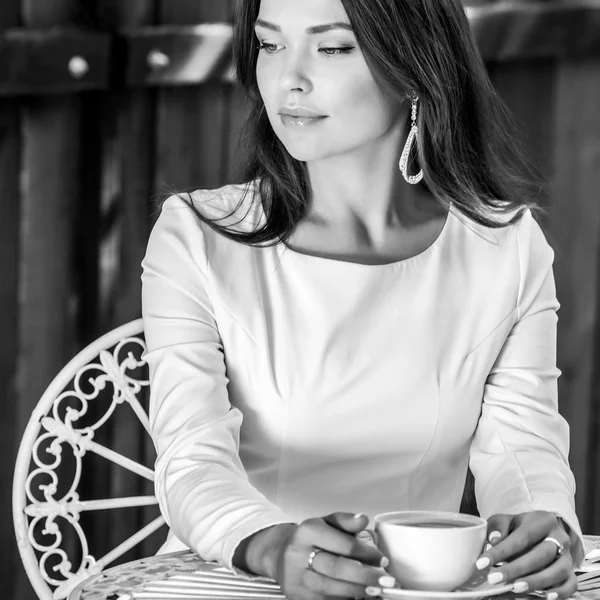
[12,318,166,600]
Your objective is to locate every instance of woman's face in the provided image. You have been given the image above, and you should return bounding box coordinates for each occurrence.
[254,0,402,164]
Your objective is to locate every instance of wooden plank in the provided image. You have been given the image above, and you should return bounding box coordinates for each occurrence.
[549,57,600,533]
[225,84,249,184]
[2,0,600,99]
[114,92,161,558]
[71,89,107,559]
[13,2,82,599]
[160,0,233,24]
[0,0,20,28]
[89,0,160,565]
[155,1,232,192]
[91,88,157,561]
[123,25,234,88]
[104,90,155,327]
[468,0,600,61]
[0,98,21,600]
[0,29,111,97]
[0,6,22,600]
[91,0,155,29]
[3,0,599,100]
[156,82,229,190]
[15,95,81,600]
[21,0,75,27]
[487,60,558,215]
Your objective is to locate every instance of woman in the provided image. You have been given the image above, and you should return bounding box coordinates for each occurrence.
[141,0,584,599]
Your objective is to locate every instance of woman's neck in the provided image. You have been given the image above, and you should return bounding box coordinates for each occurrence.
[305,151,433,238]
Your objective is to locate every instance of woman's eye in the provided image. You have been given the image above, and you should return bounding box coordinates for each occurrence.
[257,42,282,53]
[319,47,354,56]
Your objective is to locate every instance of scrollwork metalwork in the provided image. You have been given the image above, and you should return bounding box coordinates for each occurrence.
[19,333,155,599]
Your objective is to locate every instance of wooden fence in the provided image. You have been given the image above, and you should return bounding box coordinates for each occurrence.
[2,1,600,598]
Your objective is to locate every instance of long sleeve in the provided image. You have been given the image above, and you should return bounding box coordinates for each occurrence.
[141,193,295,573]
[469,210,585,567]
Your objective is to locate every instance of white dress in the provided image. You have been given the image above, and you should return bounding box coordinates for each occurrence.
[141,181,584,574]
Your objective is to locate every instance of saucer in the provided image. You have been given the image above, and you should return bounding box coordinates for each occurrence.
[381,582,513,600]
[380,567,514,600]
[379,560,520,600]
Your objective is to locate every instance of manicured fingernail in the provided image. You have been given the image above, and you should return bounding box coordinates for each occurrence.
[379,576,396,588]
[380,556,390,568]
[547,593,558,600]
[487,571,505,585]
[354,513,366,519]
[366,587,382,596]
[513,581,529,593]
[489,531,502,542]
[476,557,491,570]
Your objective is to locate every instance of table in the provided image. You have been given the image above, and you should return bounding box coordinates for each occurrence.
[68,550,283,600]
[69,538,600,600]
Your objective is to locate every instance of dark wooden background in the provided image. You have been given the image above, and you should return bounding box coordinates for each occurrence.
[3,1,600,598]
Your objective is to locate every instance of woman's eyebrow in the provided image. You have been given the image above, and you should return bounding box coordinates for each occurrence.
[254,19,353,34]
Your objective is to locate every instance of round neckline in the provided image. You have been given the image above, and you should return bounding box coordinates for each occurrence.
[277,204,455,269]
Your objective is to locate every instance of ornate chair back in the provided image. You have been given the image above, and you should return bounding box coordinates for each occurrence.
[12,318,166,600]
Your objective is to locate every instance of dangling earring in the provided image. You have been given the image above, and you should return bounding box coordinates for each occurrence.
[399,92,424,185]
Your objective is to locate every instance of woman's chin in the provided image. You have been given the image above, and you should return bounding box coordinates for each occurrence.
[281,145,331,164]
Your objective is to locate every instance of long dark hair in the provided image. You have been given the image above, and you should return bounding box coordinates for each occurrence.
[175,0,548,247]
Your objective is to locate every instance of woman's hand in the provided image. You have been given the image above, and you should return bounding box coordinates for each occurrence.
[246,512,395,600]
[475,511,576,600]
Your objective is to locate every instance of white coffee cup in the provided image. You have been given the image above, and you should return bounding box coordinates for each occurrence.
[368,510,487,592]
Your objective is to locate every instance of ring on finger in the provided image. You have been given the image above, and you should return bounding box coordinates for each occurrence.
[307,549,323,571]
[544,537,565,561]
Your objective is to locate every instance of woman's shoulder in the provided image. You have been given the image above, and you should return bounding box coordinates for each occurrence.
[451,202,535,247]
[161,180,264,233]
[451,204,555,290]
[145,181,264,276]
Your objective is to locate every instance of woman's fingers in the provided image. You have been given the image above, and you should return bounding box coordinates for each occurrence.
[513,562,578,600]
[306,548,391,588]
[275,513,394,600]
[302,566,381,600]
[323,512,387,566]
[509,555,575,597]
[298,516,386,567]
[542,570,579,600]
[485,535,568,585]
[485,514,512,547]
[476,512,558,571]
[324,512,369,535]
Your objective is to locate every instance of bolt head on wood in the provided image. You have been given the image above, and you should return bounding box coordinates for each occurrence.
[147,50,170,70]
[68,56,90,79]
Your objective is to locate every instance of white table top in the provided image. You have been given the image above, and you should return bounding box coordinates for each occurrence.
[69,536,600,600]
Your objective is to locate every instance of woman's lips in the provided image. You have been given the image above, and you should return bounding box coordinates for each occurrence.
[280,106,326,118]
[279,106,328,127]
[280,114,328,127]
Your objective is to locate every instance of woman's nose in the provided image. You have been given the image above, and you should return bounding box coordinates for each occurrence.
[278,56,312,93]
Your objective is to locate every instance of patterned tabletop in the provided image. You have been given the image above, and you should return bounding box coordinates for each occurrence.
[69,550,227,600]
[68,550,209,600]
[68,537,600,600]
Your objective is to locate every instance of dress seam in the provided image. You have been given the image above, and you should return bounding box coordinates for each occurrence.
[273,394,290,510]
[200,220,262,349]
[407,377,442,508]
[515,210,529,322]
